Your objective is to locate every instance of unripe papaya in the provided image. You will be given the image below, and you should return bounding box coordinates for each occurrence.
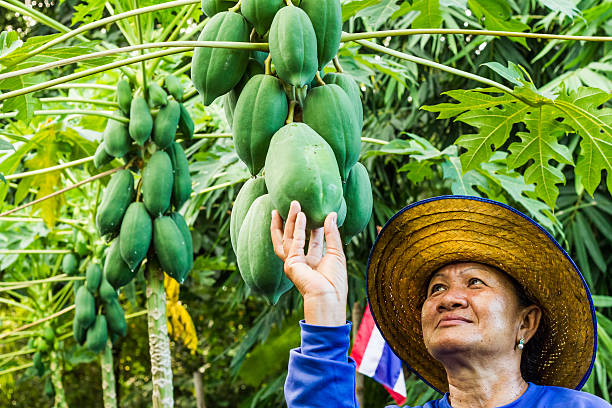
[104,297,127,337]
[340,162,372,244]
[104,238,136,289]
[269,5,318,87]
[153,99,181,149]
[323,72,363,130]
[33,351,44,376]
[99,275,118,304]
[73,317,87,345]
[73,279,83,297]
[43,323,55,343]
[94,142,114,168]
[166,142,192,210]
[153,216,189,283]
[165,75,183,101]
[233,75,288,175]
[201,0,235,16]
[242,0,284,35]
[44,378,55,398]
[142,151,173,217]
[129,96,153,146]
[96,169,134,237]
[300,0,342,71]
[62,253,78,276]
[230,176,267,254]
[116,79,132,116]
[302,84,361,181]
[237,194,293,304]
[265,123,344,230]
[75,285,96,329]
[170,212,193,281]
[119,202,152,271]
[103,115,131,158]
[85,313,108,353]
[85,262,102,293]
[191,12,250,105]
[338,196,347,227]
[224,58,265,127]
[148,82,168,108]
[178,103,194,140]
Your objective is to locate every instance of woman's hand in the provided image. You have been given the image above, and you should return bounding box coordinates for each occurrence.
[270,200,348,326]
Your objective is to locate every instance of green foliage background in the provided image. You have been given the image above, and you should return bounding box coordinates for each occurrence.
[0,0,610,407]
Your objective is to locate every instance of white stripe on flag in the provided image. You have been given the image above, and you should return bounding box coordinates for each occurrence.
[357,325,385,377]
[392,365,407,396]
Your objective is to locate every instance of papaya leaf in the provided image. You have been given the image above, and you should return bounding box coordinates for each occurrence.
[507,105,573,209]
[575,212,607,272]
[441,156,488,196]
[0,138,13,151]
[552,87,612,195]
[421,88,516,119]
[398,160,435,183]
[537,0,581,20]
[71,0,107,26]
[0,174,4,184]
[467,0,530,47]
[393,0,442,29]
[8,42,114,72]
[341,0,380,22]
[482,61,526,87]
[0,34,61,68]
[355,0,400,29]
[0,31,22,58]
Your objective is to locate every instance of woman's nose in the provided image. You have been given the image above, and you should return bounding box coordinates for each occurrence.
[436,287,469,312]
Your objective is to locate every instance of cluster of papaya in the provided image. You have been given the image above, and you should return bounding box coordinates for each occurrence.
[94,75,194,289]
[192,0,373,305]
[72,262,126,352]
[29,322,56,397]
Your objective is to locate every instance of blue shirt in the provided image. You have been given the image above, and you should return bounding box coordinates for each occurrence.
[285,320,611,408]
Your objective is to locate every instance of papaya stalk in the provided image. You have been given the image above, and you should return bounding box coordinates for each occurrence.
[332,56,344,73]
[49,350,68,408]
[315,72,326,86]
[101,341,118,408]
[229,0,242,12]
[286,100,297,124]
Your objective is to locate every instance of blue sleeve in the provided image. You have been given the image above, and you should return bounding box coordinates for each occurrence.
[284,320,360,408]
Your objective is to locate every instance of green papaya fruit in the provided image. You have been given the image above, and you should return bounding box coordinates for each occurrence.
[153,99,181,149]
[44,377,55,398]
[269,5,318,87]
[300,0,342,71]
[33,351,44,376]
[233,75,288,175]
[264,123,343,230]
[339,162,372,244]
[43,323,55,343]
[103,115,131,158]
[104,297,127,337]
[237,194,293,304]
[230,176,267,254]
[337,196,347,227]
[128,96,153,146]
[201,0,235,16]
[94,142,114,168]
[148,82,168,108]
[178,103,194,140]
[119,202,152,271]
[166,142,192,210]
[96,169,134,237]
[73,316,87,345]
[224,58,265,128]
[73,279,83,297]
[142,151,174,217]
[165,75,183,101]
[85,262,102,293]
[322,72,363,130]
[170,212,193,281]
[85,313,108,353]
[104,238,137,289]
[99,275,118,304]
[242,0,285,35]
[75,285,96,329]
[62,253,78,276]
[153,216,189,283]
[116,79,132,116]
[191,12,250,105]
[302,84,361,181]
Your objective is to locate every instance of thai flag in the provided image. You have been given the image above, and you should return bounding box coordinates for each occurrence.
[350,302,407,406]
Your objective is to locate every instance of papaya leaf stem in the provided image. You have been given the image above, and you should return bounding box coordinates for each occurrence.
[265,54,272,75]
[332,56,344,73]
[0,164,125,218]
[192,133,232,139]
[315,72,326,86]
[5,156,94,181]
[40,97,119,107]
[0,110,127,123]
[0,362,33,377]
[229,0,242,12]
[191,179,247,197]
[0,249,72,254]
[133,0,148,95]
[0,304,75,340]
[341,29,612,43]
[286,100,297,124]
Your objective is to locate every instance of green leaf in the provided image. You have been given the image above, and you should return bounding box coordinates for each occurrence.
[393,0,442,28]
[341,0,381,22]
[0,174,4,184]
[398,160,435,183]
[574,212,606,272]
[0,31,22,58]
[421,88,516,119]
[537,0,581,20]
[441,156,488,196]
[593,295,612,308]
[355,0,400,29]
[71,0,107,26]
[0,34,61,68]
[553,87,612,195]
[507,105,573,208]
[0,138,14,151]
[467,0,530,47]
[482,62,526,87]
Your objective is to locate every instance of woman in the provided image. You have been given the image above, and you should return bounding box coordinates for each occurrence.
[270,196,611,407]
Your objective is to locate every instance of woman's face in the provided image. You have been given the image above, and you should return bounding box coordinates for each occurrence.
[421,262,526,361]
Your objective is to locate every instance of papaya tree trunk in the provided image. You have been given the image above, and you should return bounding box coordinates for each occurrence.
[352,301,365,408]
[101,340,118,408]
[49,350,68,408]
[193,370,206,408]
[146,261,174,407]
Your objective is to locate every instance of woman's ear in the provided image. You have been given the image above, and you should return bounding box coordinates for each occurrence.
[520,305,542,343]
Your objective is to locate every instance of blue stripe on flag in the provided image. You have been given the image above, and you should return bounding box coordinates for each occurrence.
[373,342,402,388]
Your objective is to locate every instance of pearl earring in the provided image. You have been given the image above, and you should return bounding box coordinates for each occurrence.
[518,338,525,350]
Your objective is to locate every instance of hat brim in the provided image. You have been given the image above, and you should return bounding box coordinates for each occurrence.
[366,195,597,394]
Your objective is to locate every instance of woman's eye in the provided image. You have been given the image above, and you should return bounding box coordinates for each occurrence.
[469,278,484,286]
[430,284,445,294]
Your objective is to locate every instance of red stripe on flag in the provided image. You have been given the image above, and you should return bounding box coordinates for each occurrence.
[350,303,376,367]
[383,384,407,406]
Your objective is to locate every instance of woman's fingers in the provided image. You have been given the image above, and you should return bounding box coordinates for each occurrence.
[323,212,346,265]
[282,201,301,256]
[305,226,324,267]
[270,209,285,260]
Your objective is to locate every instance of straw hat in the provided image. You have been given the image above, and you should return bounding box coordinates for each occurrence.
[366,195,597,394]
